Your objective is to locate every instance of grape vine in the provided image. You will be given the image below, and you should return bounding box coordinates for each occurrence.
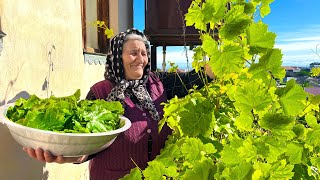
[122,0,320,179]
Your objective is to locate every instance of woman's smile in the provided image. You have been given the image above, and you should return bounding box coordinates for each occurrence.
[122,39,148,80]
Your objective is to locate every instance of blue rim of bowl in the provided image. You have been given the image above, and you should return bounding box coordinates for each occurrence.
[0,103,132,137]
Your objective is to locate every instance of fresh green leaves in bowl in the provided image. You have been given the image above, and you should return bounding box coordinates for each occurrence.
[6,89,124,133]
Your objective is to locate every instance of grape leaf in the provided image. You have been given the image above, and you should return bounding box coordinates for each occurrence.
[202,34,218,58]
[143,161,179,179]
[276,79,307,116]
[264,137,286,163]
[182,159,216,180]
[221,162,253,180]
[269,160,294,179]
[306,128,320,148]
[286,142,304,164]
[220,5,251,40]
[238,138,258,163]
[185,1,206,31]
[204,0,227,23]
[155,143,181,167]
[254,137,270,158]
[179,95,216,137]
[221,145,242,165]
[253,162,272,179]
[247,21,276,54]
[181,138,216,163]
[260,0,275,18]
[208,44,245,79]
[259,113,296,139]
[7,90,123,133]
[120,168,142,180]
[249,48,286,81]
[291,164,314,180]
[292,124,306,139]
[260,113,294,131]
[235,111,254,131]
[305,114,319,128]
[233,80,272,113]
[310,157,320,170]
[201,1,216,24]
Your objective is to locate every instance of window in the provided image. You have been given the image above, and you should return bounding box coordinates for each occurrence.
[81,0,110,54]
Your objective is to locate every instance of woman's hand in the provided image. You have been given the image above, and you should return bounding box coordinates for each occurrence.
[23,147,86,164]
[205,64,215,79]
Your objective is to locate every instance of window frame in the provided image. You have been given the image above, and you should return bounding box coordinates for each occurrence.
[81,0,110,54]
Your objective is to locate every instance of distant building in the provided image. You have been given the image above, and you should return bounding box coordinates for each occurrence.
[284,76,297,83]
[305,87,320,95]
[310,62,320,68]
[282,66,302,78]
[282,66,301,72]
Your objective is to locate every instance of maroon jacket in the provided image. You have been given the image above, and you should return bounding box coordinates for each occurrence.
[86,71,207,179]
[88,73,172,180]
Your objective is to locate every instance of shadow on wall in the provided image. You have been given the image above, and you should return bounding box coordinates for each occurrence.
[0,121,47,179]
[0,62,26,106]
[0,78,47,179]
[0,90,30,106]
[42,44,55,98]
[1,44,55,106]
[8,91,30,104]
[0,90,47,179]
[0,90,48,179]
[0,43,57,179]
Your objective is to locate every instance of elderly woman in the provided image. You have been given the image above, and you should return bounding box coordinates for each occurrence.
[24,29,213,179]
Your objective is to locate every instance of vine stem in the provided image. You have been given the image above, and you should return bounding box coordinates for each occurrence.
[130,157,142,172]
[311,44,320,58]
[176,72,189,93]
[176,0,190,71]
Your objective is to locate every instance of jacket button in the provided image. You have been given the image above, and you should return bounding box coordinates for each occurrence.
[147,129,151,133]
[142,113,146,116]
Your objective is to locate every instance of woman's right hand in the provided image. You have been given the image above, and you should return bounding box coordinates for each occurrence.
[23,147,85,164]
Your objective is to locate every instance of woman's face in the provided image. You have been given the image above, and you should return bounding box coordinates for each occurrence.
[122,39,148,80]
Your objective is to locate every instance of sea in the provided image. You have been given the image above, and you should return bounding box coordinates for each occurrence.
[156,63,194,72]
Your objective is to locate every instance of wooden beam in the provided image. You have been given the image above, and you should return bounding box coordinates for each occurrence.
[151,45,157,71]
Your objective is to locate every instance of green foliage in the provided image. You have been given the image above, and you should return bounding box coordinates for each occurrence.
[311,67,320,77]
[167,61,179,73]
[122,0,320,179]
[93,20,114,38]
[6,89,124,133]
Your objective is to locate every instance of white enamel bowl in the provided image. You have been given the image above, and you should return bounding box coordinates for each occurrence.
[0,103,131,157]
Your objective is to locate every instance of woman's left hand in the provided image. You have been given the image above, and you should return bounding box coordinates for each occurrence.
[205,64,215,79]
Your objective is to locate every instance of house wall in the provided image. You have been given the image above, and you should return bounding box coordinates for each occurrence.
[0,0,132,179]
[109,0,133,35]
[118,0,133,32]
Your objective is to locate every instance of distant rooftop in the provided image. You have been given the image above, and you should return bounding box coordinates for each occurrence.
[304,87,320,95]
[282,66,300,71]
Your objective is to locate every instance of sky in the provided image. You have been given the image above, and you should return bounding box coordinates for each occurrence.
[133,0,320,68]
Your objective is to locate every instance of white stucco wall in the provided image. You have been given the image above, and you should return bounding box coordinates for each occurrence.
[0,0,105,179]
[0,0,133,179]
